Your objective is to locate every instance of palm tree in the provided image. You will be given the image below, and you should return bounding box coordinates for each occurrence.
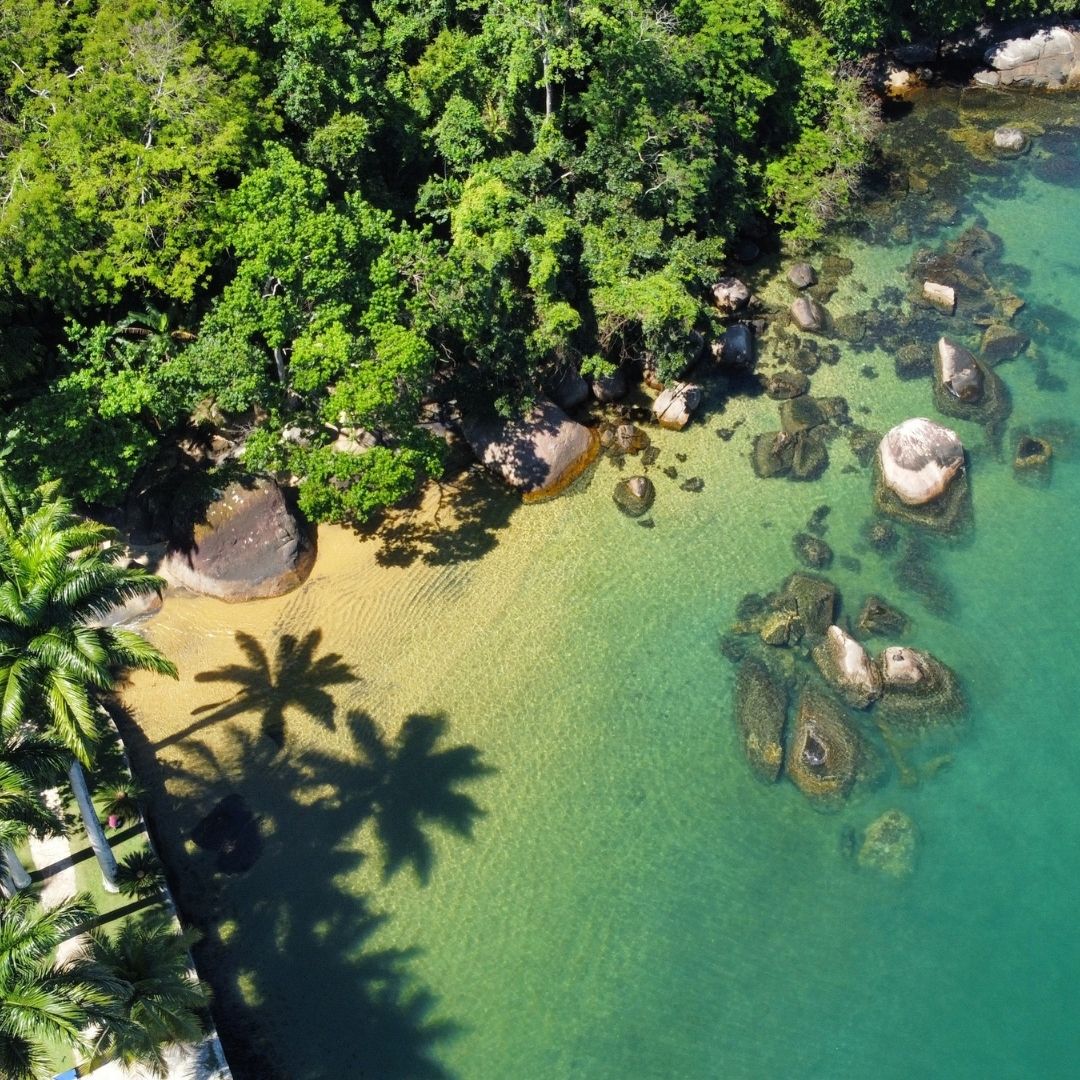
[0,480,177,890]
[87,916,210,1078]
[0,720,68,894]
[0,891,113,1080]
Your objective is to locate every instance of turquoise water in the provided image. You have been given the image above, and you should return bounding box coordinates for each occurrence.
[124,88,1080,1079]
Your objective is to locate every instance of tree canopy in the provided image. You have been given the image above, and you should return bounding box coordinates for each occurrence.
[0,0,1067,522]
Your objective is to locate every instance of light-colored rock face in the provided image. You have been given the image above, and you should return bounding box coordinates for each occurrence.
[881,646,928,688]
[993,126,1028,152]
[790,295,824,332]
[819,625,882,707]
[879,418,965,506]
[936,337,984,402]
[923,281,956,313]
[711,277,750,313]
[463,398,598,498]
[787,262,816,289]
[976,26,1080,89]
[652,382,703,430]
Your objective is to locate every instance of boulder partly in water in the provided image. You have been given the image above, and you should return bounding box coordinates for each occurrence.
[613,476,655,517]
[653,382,703,430]
[813,625,882,709]
[876,418,969,531]
[163,477,316,602]
[463,398,599,500]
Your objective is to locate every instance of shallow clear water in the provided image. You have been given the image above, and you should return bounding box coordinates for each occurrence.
[124,88,1080,1079]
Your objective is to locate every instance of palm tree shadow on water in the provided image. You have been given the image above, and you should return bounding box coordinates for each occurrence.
[111,698,495,1079]
[153,629,354,752]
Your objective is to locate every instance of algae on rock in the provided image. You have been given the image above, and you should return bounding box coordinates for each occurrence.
[734,659,789,782]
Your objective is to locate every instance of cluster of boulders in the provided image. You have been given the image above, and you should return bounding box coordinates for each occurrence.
[974,24,1080,90]
[726,568,964,811]
[751,393,852,483]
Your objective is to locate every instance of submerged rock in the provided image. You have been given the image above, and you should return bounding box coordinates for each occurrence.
[857,596,909,638]
[793,531,833,570]
[653,382,703,430]
[788,262,817,289]
[980,322,1029,363]
[895,343,933,381]
[734,659,788,782]
[463,398,599,500]
[759,610,802,647]
[1014,433,1053,472]
[813,625,882,709]
[763,370,810,400]
[613,476,655,517]
[781,573,837,637]
[163,478,315,602]
[858,810,917,878]
[779,395,826,435]
[786,689,862,806]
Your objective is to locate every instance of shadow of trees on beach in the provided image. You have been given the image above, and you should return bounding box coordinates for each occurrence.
[111,696,494,1079]
[155,630,354,752]
[354,467,517,569]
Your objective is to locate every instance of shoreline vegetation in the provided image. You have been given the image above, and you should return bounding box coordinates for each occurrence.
[4,2,1080,1077]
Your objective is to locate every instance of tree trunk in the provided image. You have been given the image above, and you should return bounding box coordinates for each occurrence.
[543,52,553,118]
[273,345,288,385]
[2,843,32,890]
[0,863,14,898]
[68,759,119,893]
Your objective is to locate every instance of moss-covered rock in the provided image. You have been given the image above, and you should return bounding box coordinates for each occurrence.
[763,370,811,400]
[790,429,830,481]
[857,809,918,878]
[786,689,862,806]
[734,659,789,782]
[1014,433,1053,474]
[857,595,909,638]
[759,609,803,647]
[876,646,965,728]
[780,395,827,434]
[781,573,837,638]
[793,531,833,570]
[751,431,795,478]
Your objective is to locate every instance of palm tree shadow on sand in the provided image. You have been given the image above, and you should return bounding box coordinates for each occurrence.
[111,699,495,1078]
[154,629,355,751]
[331,710,495,884]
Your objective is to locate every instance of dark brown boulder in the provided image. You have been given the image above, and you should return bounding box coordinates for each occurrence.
[163,478,316,602]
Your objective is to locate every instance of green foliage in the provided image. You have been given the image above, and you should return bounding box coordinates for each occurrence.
[114,849,166,899]
[9,0,1041,525]
[88,916,210,1077]
[0,481,177,764]
[0,0,266,309]
[0,891,110,1080]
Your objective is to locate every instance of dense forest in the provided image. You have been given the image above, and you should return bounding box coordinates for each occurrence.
[0,0,1076,524]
